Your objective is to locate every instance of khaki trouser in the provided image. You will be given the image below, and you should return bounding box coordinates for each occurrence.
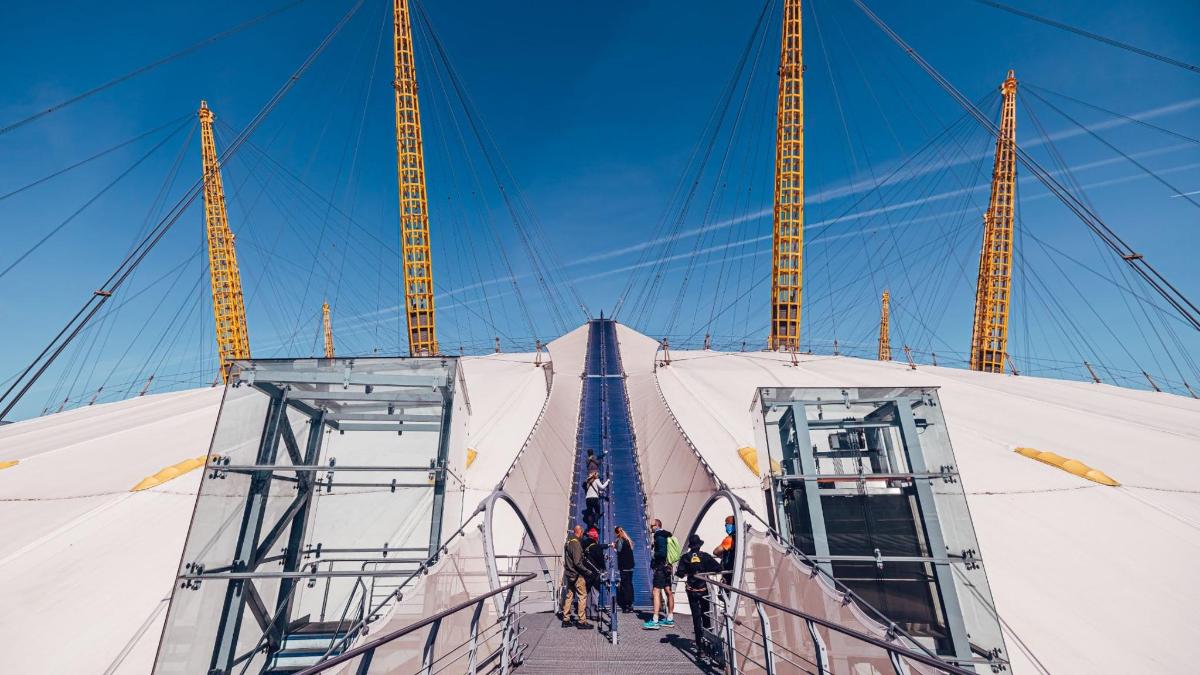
[561,575,588,621]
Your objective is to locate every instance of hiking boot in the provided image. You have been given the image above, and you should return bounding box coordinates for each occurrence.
[577,621,594,629]
[561,619,574,628]
[642,619,661,630]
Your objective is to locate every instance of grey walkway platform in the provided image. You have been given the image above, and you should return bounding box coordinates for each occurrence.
[515,611,720,674]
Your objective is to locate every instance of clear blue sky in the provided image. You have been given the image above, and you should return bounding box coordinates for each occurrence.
[1,0,1198,418]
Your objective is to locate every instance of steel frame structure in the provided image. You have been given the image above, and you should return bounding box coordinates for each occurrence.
[157,358,459,674]
[769,0,805,351]
[756,388,984,665]
[392,0,438,356]
[970,71,1018,373]
[198,100,251,382]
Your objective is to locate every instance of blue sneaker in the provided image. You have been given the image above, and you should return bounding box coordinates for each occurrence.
[642,619,661,630]
[660,617,675,627]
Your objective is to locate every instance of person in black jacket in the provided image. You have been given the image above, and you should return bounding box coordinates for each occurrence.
[561,525,590,628]
[583,528,606,623]
[675,534,722,657]
[613,526,635,612]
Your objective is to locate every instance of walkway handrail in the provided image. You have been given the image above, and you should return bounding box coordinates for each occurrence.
[294,572,538,675]
[697,573,977,675]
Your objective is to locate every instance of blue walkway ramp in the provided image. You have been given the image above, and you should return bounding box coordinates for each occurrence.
[568,319,653,608]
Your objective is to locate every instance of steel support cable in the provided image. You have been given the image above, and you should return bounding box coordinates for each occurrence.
[412,2,573,335]
[0,0,314,137]
[422,51,496,349]
[0,0,365,421]
[1024,83,1200,146]
[414,55,540,344]
[276,7,377,352]
[639,14,771,332]
[1021,95,1191,385]
[418,26,519,344]
[625,0,774,330]
[826,6,1002,352]
[667,0,773,336]
[803,96,986,295]
[969,0,1200,75]
[913,126,1001,350]
[1031,119,1187,386]
[850,0,1200,332]
[327,3,388,324]
[81,117,201,402]
[0,114,192,202]
[410,2,554,338]
[807,115,985,339]
[684,1,775,334]
[0,117,192,281]
[1024,89,1200,210]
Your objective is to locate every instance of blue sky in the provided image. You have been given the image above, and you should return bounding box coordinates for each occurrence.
[1,0,1198,417]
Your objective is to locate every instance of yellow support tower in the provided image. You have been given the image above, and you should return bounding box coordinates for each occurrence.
[878,290,891,361]
[198,101,250,382]
[969,70,1018,373]
[392,0,438,356]
[322,301,335,358]
[769,0,805,351]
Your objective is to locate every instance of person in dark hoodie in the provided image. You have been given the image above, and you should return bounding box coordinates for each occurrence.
[675,533,722,657]
[613,525,635,612]
[561,525,590,628]
[643,518,675,629]
[583,527,606,623]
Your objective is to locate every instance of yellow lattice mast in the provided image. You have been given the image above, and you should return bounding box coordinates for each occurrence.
[878,290,891,361]
[769,0,805,351]
[198,101,250,382]
[970,70,1018,373]
[393,0,438,356]
[322,301,334,358]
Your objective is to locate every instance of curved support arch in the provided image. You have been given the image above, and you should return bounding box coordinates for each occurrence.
[683,489,750,616]
[479,489,555,613]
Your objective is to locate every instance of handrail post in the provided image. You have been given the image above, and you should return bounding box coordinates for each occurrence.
[466,597,485,674]
[755,599,776,674]
[421,617,442,675]
[499,584,519,674]
[805,617,830,675]
[354,648,374,675]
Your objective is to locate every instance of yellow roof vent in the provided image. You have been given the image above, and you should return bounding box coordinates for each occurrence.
[1014,447,1119,486]
[131,455,208,492]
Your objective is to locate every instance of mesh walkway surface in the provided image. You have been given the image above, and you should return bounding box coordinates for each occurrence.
[569,319,653,607]
[516,612,718,674]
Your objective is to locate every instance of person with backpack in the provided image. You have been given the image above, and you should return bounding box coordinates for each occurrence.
[561,525,590,628]
[675,534,722,657]
[643,518,678,629]
[583,527,606,624]
[613,525,636,612]
[583,469,610,529]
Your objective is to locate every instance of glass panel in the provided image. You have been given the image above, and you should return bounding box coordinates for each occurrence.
[754,387,1007,667]
[157,357,462,672]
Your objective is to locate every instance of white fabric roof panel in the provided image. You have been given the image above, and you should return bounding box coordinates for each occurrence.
[647,347,1200,675]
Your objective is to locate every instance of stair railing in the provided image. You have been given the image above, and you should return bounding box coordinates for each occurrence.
[697,573,977,675]
[294,572,538,675]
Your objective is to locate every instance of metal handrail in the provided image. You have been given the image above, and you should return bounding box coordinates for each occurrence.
[294,572,538,675]
[697,573,977,675]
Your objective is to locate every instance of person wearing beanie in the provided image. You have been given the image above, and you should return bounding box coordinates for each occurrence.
[675,533,722,658]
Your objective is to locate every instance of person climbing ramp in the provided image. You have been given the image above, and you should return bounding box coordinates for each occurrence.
[582,469,609,529]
